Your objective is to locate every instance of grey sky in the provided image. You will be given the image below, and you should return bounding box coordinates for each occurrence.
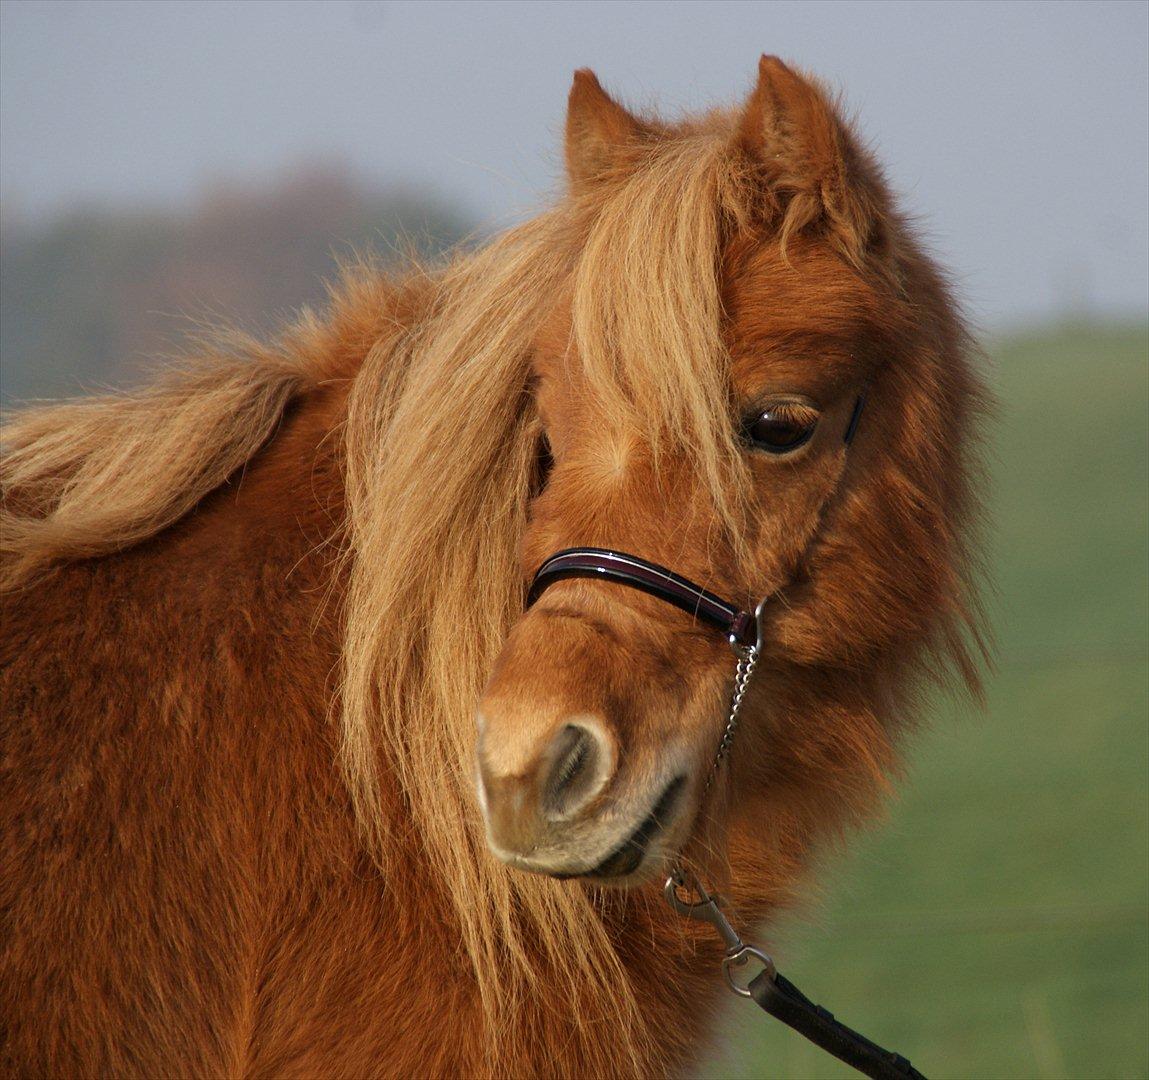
[2,0,1146,329]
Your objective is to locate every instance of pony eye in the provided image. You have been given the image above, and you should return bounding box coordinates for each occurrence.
[743,402,818,454]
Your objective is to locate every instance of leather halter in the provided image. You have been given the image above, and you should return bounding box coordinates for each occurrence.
[525,392,868,650]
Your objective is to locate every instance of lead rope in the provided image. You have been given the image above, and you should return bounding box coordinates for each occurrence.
[664,602,927,1080]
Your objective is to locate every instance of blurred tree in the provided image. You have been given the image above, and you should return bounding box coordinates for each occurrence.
[0,166,474,401]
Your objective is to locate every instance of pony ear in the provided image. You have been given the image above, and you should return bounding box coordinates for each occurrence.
[736,56,842,170]
[565,69,648,189]
[736,55,874,256]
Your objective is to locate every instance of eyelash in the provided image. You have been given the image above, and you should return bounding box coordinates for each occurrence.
[742,400,820,453]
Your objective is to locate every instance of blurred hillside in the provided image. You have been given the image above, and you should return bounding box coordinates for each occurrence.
[0,167,473,402]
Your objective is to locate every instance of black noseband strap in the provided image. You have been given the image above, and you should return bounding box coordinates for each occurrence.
[526,548,756,648]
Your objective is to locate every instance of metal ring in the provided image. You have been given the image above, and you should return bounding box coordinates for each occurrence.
[722,946,776,998]
[728,637,754,659]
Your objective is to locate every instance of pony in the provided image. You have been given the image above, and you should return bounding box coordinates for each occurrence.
[0,57,987,1078]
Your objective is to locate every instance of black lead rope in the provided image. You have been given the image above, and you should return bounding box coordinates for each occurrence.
[664,874,926,1080]
[748,969,926,1080]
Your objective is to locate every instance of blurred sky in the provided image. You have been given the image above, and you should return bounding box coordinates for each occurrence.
[2,0,1147,330]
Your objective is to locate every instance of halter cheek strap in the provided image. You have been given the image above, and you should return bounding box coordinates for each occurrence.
[844,389,867,446]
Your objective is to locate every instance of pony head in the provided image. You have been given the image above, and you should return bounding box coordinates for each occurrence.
[475,58,986,885]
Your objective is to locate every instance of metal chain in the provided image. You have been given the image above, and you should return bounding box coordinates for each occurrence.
[701,644,759,796]
[666,616,768,992]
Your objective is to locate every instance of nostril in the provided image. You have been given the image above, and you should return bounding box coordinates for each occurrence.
[541,723,607,820]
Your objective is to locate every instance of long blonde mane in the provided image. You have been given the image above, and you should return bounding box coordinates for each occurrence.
[1,129,762,1061]
[339,137,759,1052]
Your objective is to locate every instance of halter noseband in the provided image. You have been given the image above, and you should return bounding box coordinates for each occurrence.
[527,548,760,651]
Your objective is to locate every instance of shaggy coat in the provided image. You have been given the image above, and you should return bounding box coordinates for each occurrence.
[1,58,986,1077]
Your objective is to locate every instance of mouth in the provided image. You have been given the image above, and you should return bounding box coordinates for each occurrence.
[554,774,686,881]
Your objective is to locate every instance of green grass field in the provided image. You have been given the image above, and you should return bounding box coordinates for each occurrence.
[699,324,1149,1079]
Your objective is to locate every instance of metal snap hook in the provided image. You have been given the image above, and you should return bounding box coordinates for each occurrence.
[663,872,744,953]
[664,870,777,998]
